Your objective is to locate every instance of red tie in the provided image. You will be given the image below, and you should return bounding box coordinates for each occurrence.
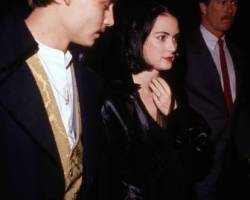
[218,38,233,113]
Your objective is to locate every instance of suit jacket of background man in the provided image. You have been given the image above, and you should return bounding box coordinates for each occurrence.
[184,28,245,144]
[183,28,247,198]
[0,11,107,200]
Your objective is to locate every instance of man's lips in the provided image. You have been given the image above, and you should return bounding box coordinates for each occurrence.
[221,15,234,23]
[94,29,106,38]
[94,31,103,38]
[222,15,234,20]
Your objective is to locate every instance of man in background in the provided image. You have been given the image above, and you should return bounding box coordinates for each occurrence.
[183,0,247,199]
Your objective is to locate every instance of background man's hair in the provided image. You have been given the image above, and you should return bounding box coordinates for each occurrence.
[199,0,210,5]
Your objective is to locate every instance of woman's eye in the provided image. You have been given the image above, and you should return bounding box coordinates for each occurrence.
[173,36,178,42]
[157,35,166,41]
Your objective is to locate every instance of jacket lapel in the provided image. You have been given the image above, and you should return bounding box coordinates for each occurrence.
[0,63,61,167]
[73,57,103,186]
[190,30,226,110]
[74,62,92,173]
[197,30,224,92]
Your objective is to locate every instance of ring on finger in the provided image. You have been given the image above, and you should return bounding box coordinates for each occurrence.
[157,93,161,100]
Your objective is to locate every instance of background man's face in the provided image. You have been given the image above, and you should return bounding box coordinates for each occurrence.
[201,0,238,36]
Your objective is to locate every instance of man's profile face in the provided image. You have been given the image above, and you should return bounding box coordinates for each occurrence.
[200,0,237,37]
[62,0,114,47]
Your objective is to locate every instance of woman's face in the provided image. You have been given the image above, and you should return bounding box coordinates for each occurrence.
[143,13,179,71]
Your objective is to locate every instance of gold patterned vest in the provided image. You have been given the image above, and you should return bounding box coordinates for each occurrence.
[26,54,84,200]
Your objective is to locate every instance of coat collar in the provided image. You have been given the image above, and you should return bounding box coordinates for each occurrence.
[0,12,37,70]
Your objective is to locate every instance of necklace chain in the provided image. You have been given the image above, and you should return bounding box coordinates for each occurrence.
[38,54,71,105]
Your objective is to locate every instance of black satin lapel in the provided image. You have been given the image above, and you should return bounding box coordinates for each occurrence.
[0,64,61,166]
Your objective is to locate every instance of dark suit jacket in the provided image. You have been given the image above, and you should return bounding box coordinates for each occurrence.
[183,28,247,198]
[184,28,244,143]
[0,12,105,200]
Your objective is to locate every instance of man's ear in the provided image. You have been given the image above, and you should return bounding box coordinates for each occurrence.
[199,2,207,16]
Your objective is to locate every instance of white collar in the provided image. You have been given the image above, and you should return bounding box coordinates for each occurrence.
[36,40,72,69]
[200,25,225,50]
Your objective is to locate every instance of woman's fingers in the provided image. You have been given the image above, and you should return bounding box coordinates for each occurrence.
[150,77,173,115]
[150,77,171,98]
[156,77,171,94]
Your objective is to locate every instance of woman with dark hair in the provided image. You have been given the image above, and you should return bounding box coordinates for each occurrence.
[101,1,212,200]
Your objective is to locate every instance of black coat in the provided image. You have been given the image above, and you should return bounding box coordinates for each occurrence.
[0,12,105,200]
[101,80,212,200]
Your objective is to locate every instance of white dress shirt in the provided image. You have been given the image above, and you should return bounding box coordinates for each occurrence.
[36,40,76,148]
[200,25,236,101]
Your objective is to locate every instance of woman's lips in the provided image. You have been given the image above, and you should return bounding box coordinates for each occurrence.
[163,56,174,63]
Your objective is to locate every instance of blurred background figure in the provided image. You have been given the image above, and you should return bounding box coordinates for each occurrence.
[182,0,248,199]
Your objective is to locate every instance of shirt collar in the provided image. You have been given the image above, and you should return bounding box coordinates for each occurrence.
[36,40,72,69]
[200,25,225,51]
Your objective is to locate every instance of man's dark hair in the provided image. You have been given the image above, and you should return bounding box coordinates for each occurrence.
[199,0,239,7]
[120,1,178,74]
[199,0,210,5]
[28,0,54,7]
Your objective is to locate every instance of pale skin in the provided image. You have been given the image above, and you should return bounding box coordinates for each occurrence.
[25,0,114,52]
[132,13,179,122]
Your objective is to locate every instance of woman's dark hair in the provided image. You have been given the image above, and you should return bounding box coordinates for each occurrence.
[120,1,178,74]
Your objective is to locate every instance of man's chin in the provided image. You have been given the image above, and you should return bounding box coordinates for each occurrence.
[77,34,102,47]
[80,39,95,48]
[221,21,233,30]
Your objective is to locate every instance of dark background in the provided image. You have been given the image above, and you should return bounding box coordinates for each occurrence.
[1,0,248,45]
[86,0,249,80]
[1,0,248,79]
